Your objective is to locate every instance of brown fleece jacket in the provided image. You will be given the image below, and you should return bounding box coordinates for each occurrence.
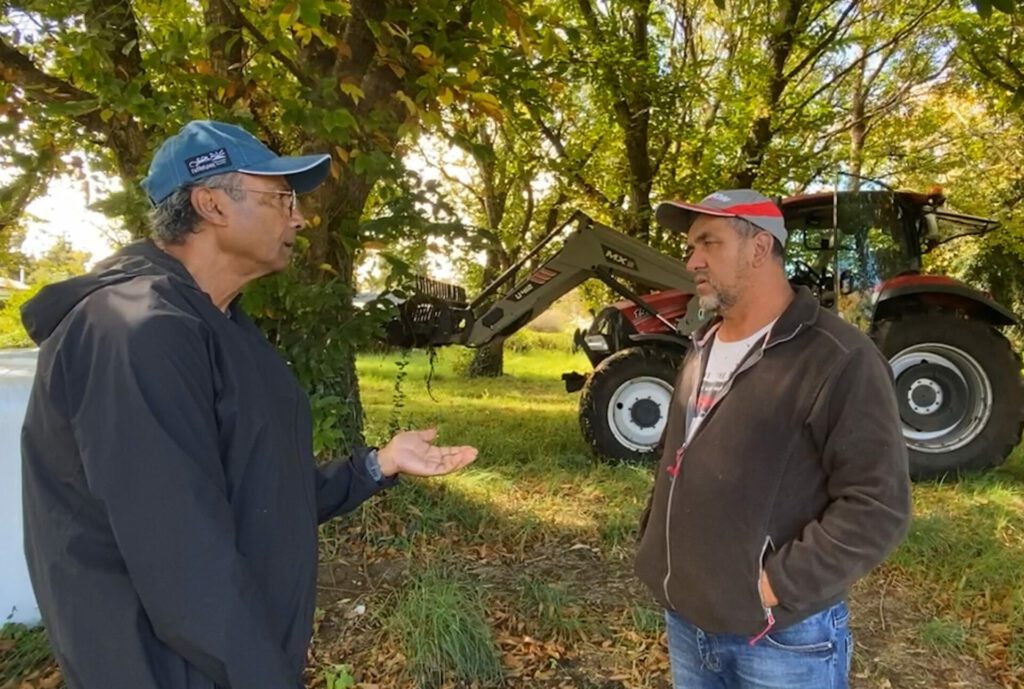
[634,287,911,635]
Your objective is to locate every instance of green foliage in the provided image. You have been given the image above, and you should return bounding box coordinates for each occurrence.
[2,0,528,453]
[243,261,396,456]
[26,237,91,285]
[0,283,42,348]
[0,624,53,685]
[322,663,357,689]
[504,329,573,354]
[384,567,503,688]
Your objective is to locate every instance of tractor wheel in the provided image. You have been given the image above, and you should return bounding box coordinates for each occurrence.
[579,346,683,463]
[873,314,1024,480]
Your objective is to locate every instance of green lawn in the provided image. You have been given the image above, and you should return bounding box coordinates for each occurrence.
[4,334,1022,688]
[350,337,1024,688]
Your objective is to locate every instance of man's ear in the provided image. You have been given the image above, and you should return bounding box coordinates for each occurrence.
[751,231,775,267]
[191,186,228,226]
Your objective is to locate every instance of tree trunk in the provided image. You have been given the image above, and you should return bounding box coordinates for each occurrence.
[468,340,505,377]
[468,249,507,377]
[296,172,375,451]
[466,125,510,378]
[732,0,804,188]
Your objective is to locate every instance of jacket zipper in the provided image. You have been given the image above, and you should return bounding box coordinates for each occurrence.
[749,535,776,645]
[660,324,801,615]
[661,444,685,608]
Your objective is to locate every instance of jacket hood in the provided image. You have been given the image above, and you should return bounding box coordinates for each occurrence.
[20,240,197,344]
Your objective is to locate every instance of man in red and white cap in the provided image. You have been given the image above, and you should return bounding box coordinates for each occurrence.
[633,189,911,689]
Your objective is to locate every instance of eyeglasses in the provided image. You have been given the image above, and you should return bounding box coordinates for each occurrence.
[221,187,298,215]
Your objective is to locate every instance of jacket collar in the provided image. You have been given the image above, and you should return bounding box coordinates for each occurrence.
[692,286,820,350]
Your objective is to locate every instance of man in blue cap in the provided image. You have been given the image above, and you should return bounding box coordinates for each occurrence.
[20,120,478,689]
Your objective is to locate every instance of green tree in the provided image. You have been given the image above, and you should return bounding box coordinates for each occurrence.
[1,0,531,453]
[27,236,90,284]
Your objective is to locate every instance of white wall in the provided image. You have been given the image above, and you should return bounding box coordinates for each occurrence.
[0,349,41,625]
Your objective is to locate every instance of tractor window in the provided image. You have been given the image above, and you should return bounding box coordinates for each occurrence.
[833,190,916,329]
[922,213,992,251]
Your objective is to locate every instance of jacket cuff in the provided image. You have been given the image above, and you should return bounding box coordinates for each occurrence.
[356,446,400,490]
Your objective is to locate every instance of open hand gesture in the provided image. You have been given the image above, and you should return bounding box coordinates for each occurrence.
[376,428,478,478]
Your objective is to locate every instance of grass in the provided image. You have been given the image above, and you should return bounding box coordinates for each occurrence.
[355,338,1024,687]
[382,567,503,689]
[919,617,969,656]
[517,575,587,640]
[5,332,1024,688]
[889,447,1024,680]
[629,604,664,636]
[0,624,55,686]
[358,343,653,557]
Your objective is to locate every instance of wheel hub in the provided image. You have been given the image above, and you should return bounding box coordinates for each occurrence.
[628,397,662,429]
[895,361,969,434]
[607,376,673,451]
[907,378,943,415]
[889,344,992,454]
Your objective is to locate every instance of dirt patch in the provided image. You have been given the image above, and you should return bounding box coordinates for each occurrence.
[309,546,1008,689]
[849,570,1004,689]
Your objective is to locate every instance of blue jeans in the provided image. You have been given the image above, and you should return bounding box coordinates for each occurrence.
[665,601,852,689]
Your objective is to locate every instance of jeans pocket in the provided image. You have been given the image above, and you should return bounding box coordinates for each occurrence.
[764,606,836,654]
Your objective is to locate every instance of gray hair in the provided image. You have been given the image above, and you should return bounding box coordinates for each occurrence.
[148,172,246,245]
[729,217,785,261]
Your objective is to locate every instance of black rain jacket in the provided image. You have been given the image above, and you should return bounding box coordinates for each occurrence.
[20,240,392,689]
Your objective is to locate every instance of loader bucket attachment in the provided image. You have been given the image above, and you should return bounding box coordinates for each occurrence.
[382,276,471,348]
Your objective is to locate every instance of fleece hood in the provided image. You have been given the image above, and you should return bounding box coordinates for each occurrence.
[21,240,198,344]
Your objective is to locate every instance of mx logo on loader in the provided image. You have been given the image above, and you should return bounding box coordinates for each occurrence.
[602,245,638,271]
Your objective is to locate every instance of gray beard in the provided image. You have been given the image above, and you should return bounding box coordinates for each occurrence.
[698,285,739,314]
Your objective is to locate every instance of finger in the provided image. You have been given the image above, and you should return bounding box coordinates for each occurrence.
[417,427,439,443]
[436,446,478,472]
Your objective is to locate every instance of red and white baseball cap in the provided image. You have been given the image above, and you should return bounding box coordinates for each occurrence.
[655,189,788,244]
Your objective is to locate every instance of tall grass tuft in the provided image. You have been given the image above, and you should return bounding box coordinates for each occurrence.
[385,567,503,688]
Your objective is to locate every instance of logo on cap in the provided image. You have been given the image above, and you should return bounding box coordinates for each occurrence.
[186,148,232,176]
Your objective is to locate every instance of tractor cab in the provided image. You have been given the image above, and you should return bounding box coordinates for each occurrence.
[782,183,1002,329]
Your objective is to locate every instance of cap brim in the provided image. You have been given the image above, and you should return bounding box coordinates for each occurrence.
[238,153,331,193]
[655,201,739,234]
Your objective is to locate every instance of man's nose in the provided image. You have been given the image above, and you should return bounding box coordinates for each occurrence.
[686,250,704,273]
[290,202,306,229]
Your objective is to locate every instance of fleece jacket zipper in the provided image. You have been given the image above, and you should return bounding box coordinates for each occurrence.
[661,324,804,621]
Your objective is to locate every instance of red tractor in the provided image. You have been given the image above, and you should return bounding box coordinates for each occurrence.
[569,186,1023,479]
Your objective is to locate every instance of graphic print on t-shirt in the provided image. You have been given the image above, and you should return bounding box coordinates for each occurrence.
[686,321,775,443]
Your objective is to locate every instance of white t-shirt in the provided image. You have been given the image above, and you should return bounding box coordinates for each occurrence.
[686,321,775,443]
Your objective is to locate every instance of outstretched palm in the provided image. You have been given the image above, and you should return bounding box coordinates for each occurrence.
[377,428,478,478]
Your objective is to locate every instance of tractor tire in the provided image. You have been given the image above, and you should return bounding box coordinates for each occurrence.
[579,346,683,463]
[873,314,1024,480]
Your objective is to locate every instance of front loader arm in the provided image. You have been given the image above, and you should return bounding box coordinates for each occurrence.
[386,214,704,349]
[458,220,700,346]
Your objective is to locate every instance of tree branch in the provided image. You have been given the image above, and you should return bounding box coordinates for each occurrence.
[85,0,152,99]
[782,0,858,84]
[576,0,604,42]
[0,148,58,234]
[527,105,616,212]
[221,0,313,88]
[0,35,103,132]
[774,4,939,137]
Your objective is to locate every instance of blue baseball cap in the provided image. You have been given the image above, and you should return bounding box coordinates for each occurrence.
[141,120,332,205]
